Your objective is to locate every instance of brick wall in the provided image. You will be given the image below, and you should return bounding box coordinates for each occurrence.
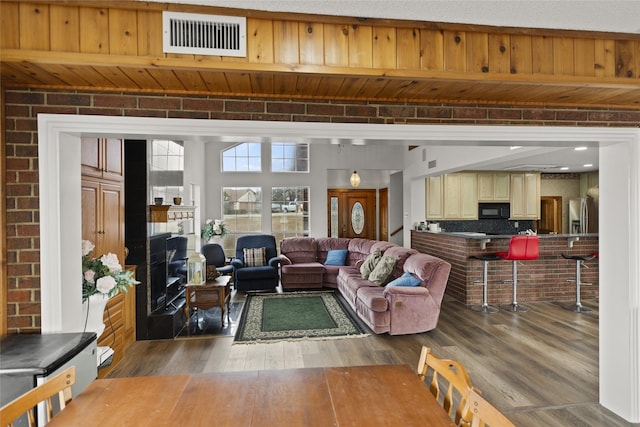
[4,88,640,331]
[411,231,599,305]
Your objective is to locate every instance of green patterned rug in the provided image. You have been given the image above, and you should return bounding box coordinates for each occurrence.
[234,291,368,343]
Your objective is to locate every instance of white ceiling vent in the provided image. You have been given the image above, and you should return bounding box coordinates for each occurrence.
[162,12,246,57]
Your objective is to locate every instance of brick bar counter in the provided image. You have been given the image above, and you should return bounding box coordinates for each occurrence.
[411,230,599,306]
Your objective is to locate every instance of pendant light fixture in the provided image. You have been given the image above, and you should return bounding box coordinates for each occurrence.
[350,171,361,188]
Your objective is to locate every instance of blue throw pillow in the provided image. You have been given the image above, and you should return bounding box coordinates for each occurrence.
[386,271,421,288]
[324,249,348,266]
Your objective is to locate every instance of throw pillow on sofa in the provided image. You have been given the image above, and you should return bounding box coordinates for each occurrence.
[324,249,349,266]
[386,271,421,287]
[368,255,397,285]
[244,247,266,267]
[360,248,382,279]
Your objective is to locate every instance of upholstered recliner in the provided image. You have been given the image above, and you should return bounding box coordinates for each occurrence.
[231,234,280,291]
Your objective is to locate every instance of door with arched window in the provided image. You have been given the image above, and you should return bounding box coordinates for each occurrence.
[327,189,376,240]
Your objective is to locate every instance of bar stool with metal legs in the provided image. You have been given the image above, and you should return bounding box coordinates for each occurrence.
[469,253,502,313]
[561,252,597,313]
[496,235,540,312]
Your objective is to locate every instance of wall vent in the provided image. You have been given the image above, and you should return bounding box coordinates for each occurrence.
[162,12,246,57]
[428,160,437,169]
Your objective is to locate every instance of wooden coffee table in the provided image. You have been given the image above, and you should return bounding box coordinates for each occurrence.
[183,275,231,333]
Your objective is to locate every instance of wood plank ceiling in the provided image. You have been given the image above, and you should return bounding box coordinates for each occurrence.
[1,1,639,109]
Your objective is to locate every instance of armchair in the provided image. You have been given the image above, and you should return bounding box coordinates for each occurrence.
[201,243,233,281]
[231,234,280,291]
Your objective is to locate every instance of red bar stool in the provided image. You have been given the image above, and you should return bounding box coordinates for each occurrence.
[561,252,598,313]
[496,235,539,312]
[469,253,502,313]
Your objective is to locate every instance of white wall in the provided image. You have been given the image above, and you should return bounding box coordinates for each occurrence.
[389,171,404,245]
[599,139,640,422]
[199,142,403,238]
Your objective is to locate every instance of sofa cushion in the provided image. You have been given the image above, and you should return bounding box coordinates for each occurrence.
[360,248,382,279]
[281,262,324,288]
[243,247,266,267]
[356,286,388,312]
[386,271,421,287]
[235,265,278,280]
[368,255,397,285]
[347,238,377,263]
[317,237,351,264]
[323,264,350,288]
[281,262,325,274]
[280,237,318,263]
[324,249,349,266]
[383,246,419,279]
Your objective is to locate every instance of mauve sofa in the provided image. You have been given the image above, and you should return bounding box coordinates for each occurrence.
[279,237,451,335]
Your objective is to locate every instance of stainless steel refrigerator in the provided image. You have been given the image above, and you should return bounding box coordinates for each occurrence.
[568,197,598,234]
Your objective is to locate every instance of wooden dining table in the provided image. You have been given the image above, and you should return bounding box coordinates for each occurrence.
[48,364,456,426]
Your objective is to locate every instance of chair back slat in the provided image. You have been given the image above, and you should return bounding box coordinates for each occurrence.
[465,387,516,427]
[0,366,76,427]
[417,346,474,426]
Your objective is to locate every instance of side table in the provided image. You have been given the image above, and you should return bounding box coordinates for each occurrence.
[183,275,231,334]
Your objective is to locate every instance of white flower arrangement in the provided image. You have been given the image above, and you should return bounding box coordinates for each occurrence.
[82,240,138,302]
[202,219,229,240]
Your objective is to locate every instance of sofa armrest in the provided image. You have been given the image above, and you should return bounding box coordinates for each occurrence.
[383,285,439,335]
[268,256,281,268]
[279,254,292,266]
[230,258,244,269]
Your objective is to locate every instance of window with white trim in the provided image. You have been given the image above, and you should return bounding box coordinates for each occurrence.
[222,142,261,172]
[271,142,309,172]
[271,187,309,247]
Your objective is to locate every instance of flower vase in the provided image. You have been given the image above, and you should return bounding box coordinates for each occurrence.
[82,293,109,338]
[208,236,223,245]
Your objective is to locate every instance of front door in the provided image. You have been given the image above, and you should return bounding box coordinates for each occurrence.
[327,189,377,240]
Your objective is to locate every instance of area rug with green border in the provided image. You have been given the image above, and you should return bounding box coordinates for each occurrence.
[234,291,369,344]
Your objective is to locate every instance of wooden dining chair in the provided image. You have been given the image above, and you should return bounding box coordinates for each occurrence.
[463,387,516,427]
[417,346,474,426]
[0,366,76,427]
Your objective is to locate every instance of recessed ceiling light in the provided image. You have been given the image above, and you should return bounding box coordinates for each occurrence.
[584,164,593,167]
[560,167,569,170]
[510,146,522,150]
[575,146,588,151]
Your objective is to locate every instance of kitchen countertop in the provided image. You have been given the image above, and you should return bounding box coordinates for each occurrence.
[413,230,598,239]
[410,229,599,305]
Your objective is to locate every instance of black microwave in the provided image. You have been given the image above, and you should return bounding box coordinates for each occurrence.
[478,203,510,219]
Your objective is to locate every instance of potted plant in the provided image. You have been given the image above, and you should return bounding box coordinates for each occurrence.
[81,240,138,336]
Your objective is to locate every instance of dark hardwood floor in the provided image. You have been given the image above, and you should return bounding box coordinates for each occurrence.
[107,292,637,427]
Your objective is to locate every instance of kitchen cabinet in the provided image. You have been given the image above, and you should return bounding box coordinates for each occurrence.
[477,172,510,201]
[426,173,477,220]
[81,179,125,262]
[81,137,124,182]
[510,172,540,219]
[425,175,444,219]
[444,173,478,219]
[81,139,134,376]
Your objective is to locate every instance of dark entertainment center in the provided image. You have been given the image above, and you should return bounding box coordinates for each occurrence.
[147,233,186,339]
[124,140,187,340]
